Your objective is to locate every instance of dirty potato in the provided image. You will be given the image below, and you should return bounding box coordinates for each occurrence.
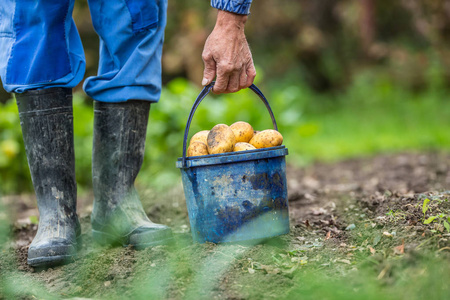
[249,129,283,148]
[189,130,209,145]
[207,124,236,154]
[234,142,256,152]
[230,121,254,143]
[187,141,209,157]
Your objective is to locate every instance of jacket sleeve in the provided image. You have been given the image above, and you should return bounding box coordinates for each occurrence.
[211,0,253,15]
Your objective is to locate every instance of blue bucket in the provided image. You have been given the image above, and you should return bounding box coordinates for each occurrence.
[176,83,290,243]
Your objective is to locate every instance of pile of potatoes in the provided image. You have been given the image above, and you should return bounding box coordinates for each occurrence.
[187,121,283,157]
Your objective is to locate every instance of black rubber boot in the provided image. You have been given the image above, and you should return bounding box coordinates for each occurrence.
[15,88,81,267]
[91,101,172,249]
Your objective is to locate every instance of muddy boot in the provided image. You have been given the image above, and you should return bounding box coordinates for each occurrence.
[91,101,172,249]
[15,88,81,267]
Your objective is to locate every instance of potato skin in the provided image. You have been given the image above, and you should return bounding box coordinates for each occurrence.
[187,141,209,157]
[234,142,256,152]
[207,124,236,154]
[190,130,209,145]
[249,129,283,148]
[230,121,254,143]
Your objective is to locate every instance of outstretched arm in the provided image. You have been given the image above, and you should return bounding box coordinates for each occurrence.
[202,5,256,94]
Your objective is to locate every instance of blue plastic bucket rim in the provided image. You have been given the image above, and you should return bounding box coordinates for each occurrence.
[176,146,288,169]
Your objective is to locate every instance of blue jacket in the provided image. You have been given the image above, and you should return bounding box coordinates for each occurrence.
[211,0,253,15]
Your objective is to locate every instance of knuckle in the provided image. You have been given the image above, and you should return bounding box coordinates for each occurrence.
[219,63,235,73]
[202,53,212,62]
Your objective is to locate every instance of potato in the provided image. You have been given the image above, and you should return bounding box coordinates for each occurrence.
[207,124,236,154]
[230,121,254,143]
[234,142,256,152]
[190,130,209,145]
[187,141,209,157]
[249,129,283,148]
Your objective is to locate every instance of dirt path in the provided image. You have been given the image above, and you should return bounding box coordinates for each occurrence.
[1,152,450,299]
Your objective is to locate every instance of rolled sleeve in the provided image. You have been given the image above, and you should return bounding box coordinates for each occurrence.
[211,0,252,15]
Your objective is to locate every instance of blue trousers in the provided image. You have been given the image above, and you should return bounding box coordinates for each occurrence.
[0,0,167,102]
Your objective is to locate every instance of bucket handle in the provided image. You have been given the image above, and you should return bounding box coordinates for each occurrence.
[181,82,278,168]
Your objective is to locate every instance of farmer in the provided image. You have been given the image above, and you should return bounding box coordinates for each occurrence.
[0,0,256,267]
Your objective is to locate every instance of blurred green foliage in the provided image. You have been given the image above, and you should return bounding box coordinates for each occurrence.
[0,101,28,193]
[1,57,450,195]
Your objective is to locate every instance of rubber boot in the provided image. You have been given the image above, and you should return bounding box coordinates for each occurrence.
[91,101,172,249]
[15,88,81,267]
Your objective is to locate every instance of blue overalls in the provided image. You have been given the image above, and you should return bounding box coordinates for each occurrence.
[0,0,252,103]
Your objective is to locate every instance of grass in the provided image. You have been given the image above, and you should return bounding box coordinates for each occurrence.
[2,189,450,299]
[286,256,450,300]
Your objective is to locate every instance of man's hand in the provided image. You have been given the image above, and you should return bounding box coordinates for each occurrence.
[202,10,256,94]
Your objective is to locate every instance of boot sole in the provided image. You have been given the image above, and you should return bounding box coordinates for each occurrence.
[28,254,75,268]
[132,235,175,250]
[27,236,82,268]
[92,229,174,249]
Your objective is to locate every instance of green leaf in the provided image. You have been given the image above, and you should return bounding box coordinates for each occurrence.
[422,198,431,215]
[424,216,437,224]
[444,221,450,233]
[373,234,381,246]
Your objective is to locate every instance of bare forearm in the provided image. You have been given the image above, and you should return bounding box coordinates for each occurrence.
[215,10,248,28]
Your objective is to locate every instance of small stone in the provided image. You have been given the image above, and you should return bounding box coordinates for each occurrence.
[338,259,351,264]
[345,224,356,231]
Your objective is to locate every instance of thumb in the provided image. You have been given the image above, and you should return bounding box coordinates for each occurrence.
[202,56,217,86]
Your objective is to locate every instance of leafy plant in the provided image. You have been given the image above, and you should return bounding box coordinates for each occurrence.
[386,209,407,222]
[422,198,431,216]
[422,198,450,233]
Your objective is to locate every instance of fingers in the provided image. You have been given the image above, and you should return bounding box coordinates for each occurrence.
[203,43,256,94]
[202,52,217,86]
[214,66,254,94]
[245,63,257,88]
[239,69,247,90]
[212,68,229,94]
[227,71,240,93]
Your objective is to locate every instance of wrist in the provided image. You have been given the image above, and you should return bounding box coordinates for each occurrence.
[215,10,248,30]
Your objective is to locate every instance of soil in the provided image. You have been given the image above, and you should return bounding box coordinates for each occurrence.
[1,152,450,299]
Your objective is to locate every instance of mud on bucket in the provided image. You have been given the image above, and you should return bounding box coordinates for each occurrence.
[176,83,290,244]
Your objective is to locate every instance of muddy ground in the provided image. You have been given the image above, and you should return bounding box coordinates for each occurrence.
[1,152,450,299]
